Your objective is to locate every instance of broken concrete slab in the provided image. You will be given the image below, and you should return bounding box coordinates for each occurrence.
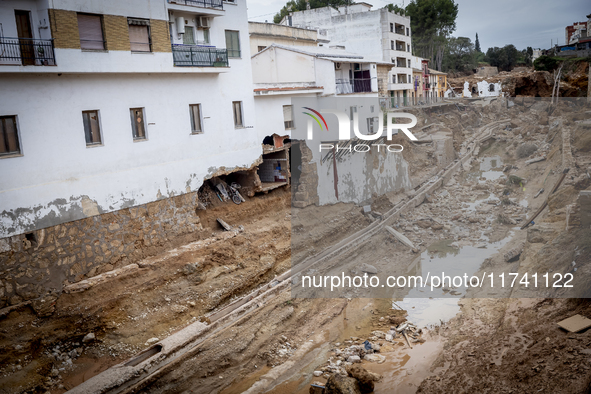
[384,226,415,249]
[557,314,591,333]
[525,156,546,165]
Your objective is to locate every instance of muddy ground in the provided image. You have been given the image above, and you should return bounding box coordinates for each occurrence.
[1,97,590,394]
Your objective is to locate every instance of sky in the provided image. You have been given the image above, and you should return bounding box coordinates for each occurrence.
[246,0,590,50]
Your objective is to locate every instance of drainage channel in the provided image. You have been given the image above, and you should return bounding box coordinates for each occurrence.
[66,119,510,394]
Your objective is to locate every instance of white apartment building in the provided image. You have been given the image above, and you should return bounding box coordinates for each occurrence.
[282,3,413,105]
[0,0,262,304]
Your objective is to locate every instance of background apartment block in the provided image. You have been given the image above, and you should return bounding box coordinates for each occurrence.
[0,0,259,303]
[282,3,413,105]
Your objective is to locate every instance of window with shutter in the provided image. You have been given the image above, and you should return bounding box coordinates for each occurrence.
[77,14,104,50]
[82,110,102,145]
[128,19,151,52]
[225,30,240,58]
[283,105,293,129]
[189,104,202,133]
[0,116,21,156]
[232,101,243,128]
[130,108,147,140]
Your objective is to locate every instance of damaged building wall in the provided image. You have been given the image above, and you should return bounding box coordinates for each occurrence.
[0,191,202,309]
[0,73,261,239]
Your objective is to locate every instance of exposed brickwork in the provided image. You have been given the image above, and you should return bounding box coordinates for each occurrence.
[150,19,172,53]
[0,192,202,308]
[377,64,392,98]
[49,9,80,49]
[292,142,319,208]
[103,15,131,51]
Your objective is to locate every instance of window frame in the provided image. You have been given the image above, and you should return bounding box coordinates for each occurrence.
[82,110,103,147]
[128,18,152,53]
[232,101,243,128]
[225,30,241,58]
[282,105,294,130]
[0,115,22,158]
[189,104,203,134]
[77,13,106,51]
[129,107,148,141]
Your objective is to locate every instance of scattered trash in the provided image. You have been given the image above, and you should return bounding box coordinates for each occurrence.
[534,188,544,198]
[384,226,415,249]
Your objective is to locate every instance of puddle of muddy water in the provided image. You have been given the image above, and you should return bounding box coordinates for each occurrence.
[465,155,505,183]
[396,233,513,328]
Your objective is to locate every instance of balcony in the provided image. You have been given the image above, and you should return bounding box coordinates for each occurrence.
[336,78,372,94]
[0,37,55,66]
[168,0,223,9]
[172,44,228,67]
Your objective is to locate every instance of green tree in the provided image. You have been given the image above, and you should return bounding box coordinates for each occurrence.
[384,3,405,14]
[273,0,352,23]
[443,36,476,73]
[485,44,519,71]
[475,32,481,53]
[405,0,459,71]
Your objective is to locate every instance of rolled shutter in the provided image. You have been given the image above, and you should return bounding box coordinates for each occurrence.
[129,25,150,52]
[78,14,104,50]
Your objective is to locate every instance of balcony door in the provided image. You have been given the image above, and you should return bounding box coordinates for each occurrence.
[15,10,34,65]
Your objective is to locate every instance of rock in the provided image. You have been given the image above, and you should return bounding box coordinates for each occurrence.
[371,330,386,339]
[359,263,377,275]
[82,333,95,343]
[527,226,556,243]
[183,262,200,275]
[313,370,323,377]
[347,355,361,363]
[325,374,362,394]
[31,295,58,318]
[346,365,381,394]
[171,304,188,314]
[372,344,381,352]
[385,334,393,342]
[389,316,406,325]
[145,337,159,345]
[364,354,386,363]
[504,243,524,262]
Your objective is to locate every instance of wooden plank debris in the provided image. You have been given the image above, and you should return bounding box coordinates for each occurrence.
[385,226,415,249]
[557,314,591,333]
[525,156,546,165]
[217,218,232,231]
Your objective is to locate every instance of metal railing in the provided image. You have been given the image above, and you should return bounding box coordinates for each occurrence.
[168,0,223,9]
[336,78,373,94]
[172,44,228,67]
[381,95,444,109]
[0,37,55,66]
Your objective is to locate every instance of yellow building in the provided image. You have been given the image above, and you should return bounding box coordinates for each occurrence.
[248,22,320,55]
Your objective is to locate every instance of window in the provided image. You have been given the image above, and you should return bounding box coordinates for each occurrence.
[130,108,146,140]
[232,101,243,128]
[0,116,20,156]
[189,104,203,134]
[77,14,104,50]
[203,29,210,44]
[366,117,378,134]
[349,106,357,121]
[407,44,410,52]
[258,45,266,52]
[283,105,294,129]
[390,40,394,50]
[406,27,409,36]
[407,59,411,68]
[392,75,396,83]
[225,30,241,58]
[390,23,393,33]
[82,110,102,146]
[183,26,195,45]
[128,18,151,52]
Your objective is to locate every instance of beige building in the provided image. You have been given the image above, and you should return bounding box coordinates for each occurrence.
[248,22,320,55]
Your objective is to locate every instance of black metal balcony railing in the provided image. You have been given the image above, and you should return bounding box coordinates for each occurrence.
[0,37,56,66]
[172,44,228,67]
[336,78,372,94]
[168,0,223,9]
